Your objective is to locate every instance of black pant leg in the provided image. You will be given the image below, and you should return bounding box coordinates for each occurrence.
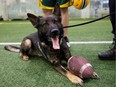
[109,0,116,35]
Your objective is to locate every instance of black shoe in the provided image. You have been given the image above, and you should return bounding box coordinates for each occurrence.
[98,38,116,60]
[64,36,70,48]
[98,48,115,60]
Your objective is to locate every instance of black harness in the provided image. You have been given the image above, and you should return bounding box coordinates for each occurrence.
[37,37,49,60]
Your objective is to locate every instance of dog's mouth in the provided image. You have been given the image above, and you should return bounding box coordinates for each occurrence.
[51,36,60,50]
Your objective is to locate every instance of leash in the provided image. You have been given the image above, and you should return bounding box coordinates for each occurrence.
[37,35,49,60]
[63,12,116,28]
[37,42,48,60]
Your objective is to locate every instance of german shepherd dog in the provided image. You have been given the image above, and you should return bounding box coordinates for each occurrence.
[4,4,98,85]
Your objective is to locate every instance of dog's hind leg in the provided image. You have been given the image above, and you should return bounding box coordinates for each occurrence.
[20,53,29,61]
[20,39,31,61]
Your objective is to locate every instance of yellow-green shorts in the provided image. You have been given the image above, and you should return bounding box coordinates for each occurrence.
[38,0,73,9]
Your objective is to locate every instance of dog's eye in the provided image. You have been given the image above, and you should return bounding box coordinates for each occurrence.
[53,16,60,22]
[56,17,61,22]
[54,18,60,23]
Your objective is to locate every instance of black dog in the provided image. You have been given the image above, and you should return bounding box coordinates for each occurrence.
[4,4,98,85]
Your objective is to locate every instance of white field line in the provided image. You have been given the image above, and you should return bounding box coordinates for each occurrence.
[0,22,30,24]
[0,41,112,45]
[0,42,21,45]
[70,41,112,44]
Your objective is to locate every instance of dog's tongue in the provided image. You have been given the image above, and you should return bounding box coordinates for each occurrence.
[51,36,60,50]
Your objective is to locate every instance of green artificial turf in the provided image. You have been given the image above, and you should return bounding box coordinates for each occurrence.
[0,19,115,87]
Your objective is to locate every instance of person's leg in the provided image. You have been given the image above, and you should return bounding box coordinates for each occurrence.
[98,0,115,60]
[59,0,72,47]
[42,9,52,16]
[109,0,115,35]
[61,7,70,47]
[61,7,69,36]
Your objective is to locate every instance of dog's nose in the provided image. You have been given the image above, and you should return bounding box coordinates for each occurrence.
[51,29,59,36]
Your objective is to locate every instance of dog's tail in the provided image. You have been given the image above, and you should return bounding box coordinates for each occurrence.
[4,45,20,53]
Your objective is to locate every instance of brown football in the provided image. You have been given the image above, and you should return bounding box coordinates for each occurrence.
[67,56,93,78]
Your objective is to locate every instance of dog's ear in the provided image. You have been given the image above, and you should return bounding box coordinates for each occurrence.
[27,13,38,27]
[53,3,61,16]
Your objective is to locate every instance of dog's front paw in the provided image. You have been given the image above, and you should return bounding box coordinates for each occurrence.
[66,71,83,86]
[91,72,100,79]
